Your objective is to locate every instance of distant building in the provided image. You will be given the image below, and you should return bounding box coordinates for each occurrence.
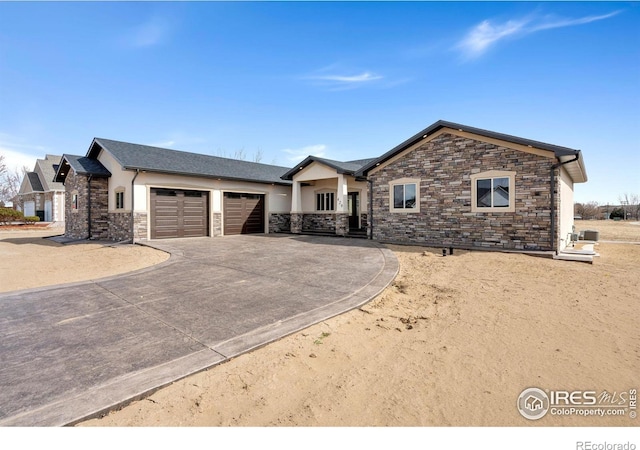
[17,155,65,222]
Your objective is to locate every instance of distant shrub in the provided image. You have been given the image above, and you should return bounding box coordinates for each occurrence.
[0,207,23,224]
[609,207,625,220]
[23,216,40,224]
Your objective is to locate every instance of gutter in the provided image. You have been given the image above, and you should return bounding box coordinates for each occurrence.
[368,179,374,240]
[87,175,93,239]
[550,151,580,253]
[131,169,139,244]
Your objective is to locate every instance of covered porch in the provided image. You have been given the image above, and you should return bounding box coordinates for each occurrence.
[281,156,373,238]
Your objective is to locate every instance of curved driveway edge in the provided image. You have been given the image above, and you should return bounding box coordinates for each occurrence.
[0,234,397,426]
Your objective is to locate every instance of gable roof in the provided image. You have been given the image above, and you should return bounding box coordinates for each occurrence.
[281,155,377,180]
[356,120,587,182]
[27,172,44,192]
[53,155,112,182]
[87,138,292,185]
[35,155,64,191]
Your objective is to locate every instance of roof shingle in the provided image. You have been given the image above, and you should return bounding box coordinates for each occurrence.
[90,138,291,185]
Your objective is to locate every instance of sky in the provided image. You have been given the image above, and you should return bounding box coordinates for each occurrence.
[0,1,638,205]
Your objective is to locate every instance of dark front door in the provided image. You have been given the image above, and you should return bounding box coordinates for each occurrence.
[348,192,359,230]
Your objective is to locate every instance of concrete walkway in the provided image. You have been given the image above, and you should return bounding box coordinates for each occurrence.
[0,234,397,426]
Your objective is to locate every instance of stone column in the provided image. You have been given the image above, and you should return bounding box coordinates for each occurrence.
[290,181,303,233]
[335,174,349,236]
[290,212,303,234]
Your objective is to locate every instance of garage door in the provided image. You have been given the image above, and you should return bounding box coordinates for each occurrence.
[24,201,35,217]
[150,189,209,239]
[223,193,265,235]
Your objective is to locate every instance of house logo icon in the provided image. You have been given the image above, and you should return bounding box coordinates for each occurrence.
[518,387,550,420]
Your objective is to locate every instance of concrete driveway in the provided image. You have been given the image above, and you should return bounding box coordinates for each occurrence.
[0,234,397,426]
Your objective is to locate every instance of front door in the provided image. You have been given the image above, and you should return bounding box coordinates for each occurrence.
[348,192,359,230]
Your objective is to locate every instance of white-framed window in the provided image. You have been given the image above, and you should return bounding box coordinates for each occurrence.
[389,178,420,213]
[316,191,335,211]
[71,192,78,211]
[115,191,125,209]
[470,170,516,213]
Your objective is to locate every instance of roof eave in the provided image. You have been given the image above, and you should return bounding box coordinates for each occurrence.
[358,119,583,176]
[124,166,291,186]
[281,156,354,180]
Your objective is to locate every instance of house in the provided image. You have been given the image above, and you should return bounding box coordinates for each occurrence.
[17,155,65,222]
[53,139,292,241]
[53,120,587,253]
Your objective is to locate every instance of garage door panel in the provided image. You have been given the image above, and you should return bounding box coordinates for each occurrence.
[223,193,264,235]
[151,189,208,239]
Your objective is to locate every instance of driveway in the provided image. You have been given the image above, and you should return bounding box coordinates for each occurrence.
[0,234,397,426]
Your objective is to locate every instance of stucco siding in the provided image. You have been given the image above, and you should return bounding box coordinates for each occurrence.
[558,166,575,251]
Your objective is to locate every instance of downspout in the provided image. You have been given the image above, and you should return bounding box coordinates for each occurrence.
[87,175,93,239]
[368,178,374,240]
[550,151,580,254]
[131,169,139,244]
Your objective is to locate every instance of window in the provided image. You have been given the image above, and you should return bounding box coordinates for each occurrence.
[470,171,515,212]
[316,192,335,211]
[393,184,417,209]
[389,178,420,213]
[115,191,125,209]
[72,193,78,210]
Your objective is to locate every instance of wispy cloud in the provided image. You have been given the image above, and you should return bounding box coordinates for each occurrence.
[457,10,621,60]
[281,144,327,163]
[304,67,384,91]
[0,133,47,171]
[122,16,172,48]
[311,72,383,83]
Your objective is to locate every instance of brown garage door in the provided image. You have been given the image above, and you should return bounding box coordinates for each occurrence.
[150,188,209,239]
[223,192,265,235]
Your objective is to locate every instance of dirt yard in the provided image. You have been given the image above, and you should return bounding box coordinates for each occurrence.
[1,224,637,427]
[71,221,639,427]
[0,229,169,293]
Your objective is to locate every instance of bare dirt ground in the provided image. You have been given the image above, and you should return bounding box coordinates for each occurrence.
[0,228,169,293]
[75,221,639,427]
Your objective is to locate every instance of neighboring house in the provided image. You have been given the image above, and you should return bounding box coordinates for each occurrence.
[53,120,587,253]
[17,155,65,222]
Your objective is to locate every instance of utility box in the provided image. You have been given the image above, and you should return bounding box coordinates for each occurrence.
[583,230,600,241]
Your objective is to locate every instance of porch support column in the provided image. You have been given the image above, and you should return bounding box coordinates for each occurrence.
[290,180,303,234]
[335,174,349,236]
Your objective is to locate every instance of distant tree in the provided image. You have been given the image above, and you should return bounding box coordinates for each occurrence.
[575,201,600,220]
[0,154,27,206]
[215,148,264,164]
[618,193,639,220]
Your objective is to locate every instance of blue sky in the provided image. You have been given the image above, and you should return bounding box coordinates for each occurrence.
[0,1,638,204]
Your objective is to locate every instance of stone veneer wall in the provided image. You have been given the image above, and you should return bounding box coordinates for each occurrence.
[64,171,110,240]
[359,213,368,231]
[212,212,222,237]
[269,213,291,233]
[302,213,336,232]
[290,213,302,233]
[370,132,557,250]
[108,212,132,242]
[133,212,148,241]
[335,213,348,236]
